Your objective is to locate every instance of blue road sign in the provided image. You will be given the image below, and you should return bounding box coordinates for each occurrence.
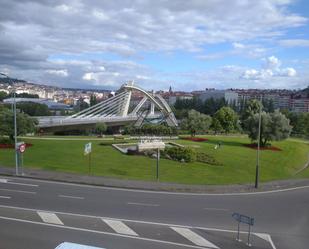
[232,213,254,226]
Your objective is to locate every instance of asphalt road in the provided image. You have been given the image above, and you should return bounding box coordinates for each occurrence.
[0,176,308,249]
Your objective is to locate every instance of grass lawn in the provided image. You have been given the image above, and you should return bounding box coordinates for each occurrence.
[0,135,308,185]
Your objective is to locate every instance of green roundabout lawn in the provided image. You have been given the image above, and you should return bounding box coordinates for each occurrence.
[0,135,308,185]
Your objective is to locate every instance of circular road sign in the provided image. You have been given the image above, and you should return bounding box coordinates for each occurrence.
[19,143,26,153]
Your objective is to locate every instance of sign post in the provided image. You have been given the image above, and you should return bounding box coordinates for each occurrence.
[84,142,92,175]
[232,212,254,246]
[16,142,26,175]
[156,148,160,181]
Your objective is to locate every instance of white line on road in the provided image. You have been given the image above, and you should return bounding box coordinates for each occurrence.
[58,195,84,200]
[0,215,206,249]
[171,227,219,248]
[37,211,63,225]
[102,219,138,236]
[255,233,277,249]
[4,175,309,196]
[127,202,159,207]
[203,208,229,212]
[0,196,11,199]
[0,188,36,194]
[0,203,266,235]
[0,179,39,187]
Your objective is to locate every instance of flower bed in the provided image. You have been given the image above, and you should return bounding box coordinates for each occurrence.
[0,143,33,149]
[182,137,208,142]
[244,144,282,151]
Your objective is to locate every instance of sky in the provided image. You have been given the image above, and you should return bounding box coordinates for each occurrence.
[0,0,309,91]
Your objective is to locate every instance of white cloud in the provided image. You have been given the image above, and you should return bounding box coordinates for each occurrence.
[0,0,307,90]
[46,69,68,77]
[279,67,297,77]
[82,72,95,81]
[232,42,245,49]
[279,39,309,47]
[241,56,296,80]
[263,55,281,69]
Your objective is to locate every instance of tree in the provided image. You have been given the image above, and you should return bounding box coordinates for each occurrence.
[0,109,37,141]
[0,91,8,101]
[95,122,107,136]
[211,118,223,134]
[214,107,238,133]
[15,102,50,116]
[90,94,97,106]
[242,99,261,119]
[181,110,212,137]
[245,110,292,146]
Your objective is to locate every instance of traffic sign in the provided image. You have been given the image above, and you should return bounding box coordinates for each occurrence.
[232,213,254,225]
[19,143,26,153]
[84,142,92,155]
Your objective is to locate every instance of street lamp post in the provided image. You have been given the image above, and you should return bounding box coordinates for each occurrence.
[13,90,19,175]
[255,96,262,188]
[0,73,19,175]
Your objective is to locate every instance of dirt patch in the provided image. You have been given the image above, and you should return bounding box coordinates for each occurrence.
[244,143,282,151]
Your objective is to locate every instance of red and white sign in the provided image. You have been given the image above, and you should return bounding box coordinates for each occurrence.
[19,143,26,153]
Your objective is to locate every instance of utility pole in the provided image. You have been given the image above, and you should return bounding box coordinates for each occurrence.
[255,96,262,188]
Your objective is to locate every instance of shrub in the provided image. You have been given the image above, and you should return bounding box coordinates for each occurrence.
[165,146,197,162]
[0,137,13,144]
[196,152,222,166]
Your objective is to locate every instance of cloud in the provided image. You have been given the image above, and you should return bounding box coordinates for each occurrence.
[46,69,68,77]
[279,39,309,47]
[241,56,296,80]
[0,0,307,90]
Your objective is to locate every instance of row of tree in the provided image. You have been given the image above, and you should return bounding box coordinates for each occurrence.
[181,100,293,146]
[173,96,275,119]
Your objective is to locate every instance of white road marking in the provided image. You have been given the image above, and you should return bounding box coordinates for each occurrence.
[1,180,38,187]
[255,233,277,249]
[0,203,268,235]
[0,204,277,248]
[203,207,229,211]
[58,194,84,200]
[4,175,309,196]
[0,196,11,199]
[0,215,205,249]
[127,202,159,207]
[0,179,8,183]
[0,188,36,194]
[171,227,219,248]
[103,219,138,236]
[37,211,63,225]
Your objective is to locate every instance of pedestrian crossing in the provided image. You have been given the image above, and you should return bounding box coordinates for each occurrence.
[102,218,138,236]
[171,227,219,248]
[37,211,64,225]
[0,205,275,249]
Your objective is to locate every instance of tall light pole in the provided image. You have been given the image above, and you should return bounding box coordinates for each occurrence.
[0,73,18,175]
[255,96,262,188]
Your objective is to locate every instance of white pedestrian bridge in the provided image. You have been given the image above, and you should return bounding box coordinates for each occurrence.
[37,82,178,129]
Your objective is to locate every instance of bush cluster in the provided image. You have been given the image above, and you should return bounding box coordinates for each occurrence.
[164,147,196,162]
[196,152,222,166]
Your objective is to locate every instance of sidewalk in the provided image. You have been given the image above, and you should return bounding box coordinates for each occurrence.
[1,165,309,193]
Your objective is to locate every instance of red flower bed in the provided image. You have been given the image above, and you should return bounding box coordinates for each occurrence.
[0,143,33,149]
[182,137,208,142]
[244,144,282,151]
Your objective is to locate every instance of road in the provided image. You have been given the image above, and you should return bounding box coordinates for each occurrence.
[0,176,308,249]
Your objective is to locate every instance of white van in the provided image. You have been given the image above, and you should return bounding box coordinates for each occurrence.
[55,242,105,249]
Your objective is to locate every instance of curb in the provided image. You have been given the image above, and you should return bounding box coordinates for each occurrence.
[1,166,309,194]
